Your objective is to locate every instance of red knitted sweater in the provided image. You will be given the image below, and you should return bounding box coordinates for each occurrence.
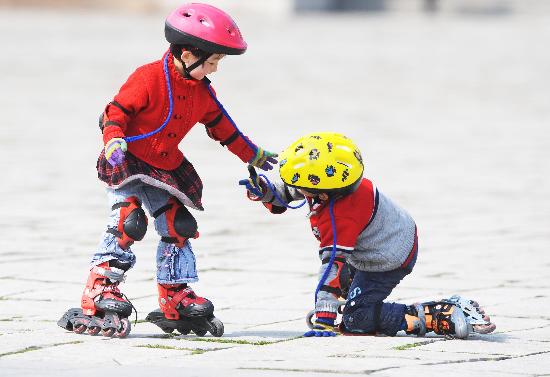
[101,52,255,170]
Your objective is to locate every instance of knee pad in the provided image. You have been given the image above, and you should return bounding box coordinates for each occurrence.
[342,300,382,334]
[108,259,132,272]
[107,196,148,249]
[154,197,198,247]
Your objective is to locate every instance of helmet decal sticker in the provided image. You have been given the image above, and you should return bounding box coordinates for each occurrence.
[325,165,336,177]
[291,173,300,184]
[308,174,321,185]
[309,149,320,160]
[342,169,350,182]
[327,142,333,152]
[310,135,322,140]
[295,144,304,153]
[279,158,287,167]
[354,150,363,165]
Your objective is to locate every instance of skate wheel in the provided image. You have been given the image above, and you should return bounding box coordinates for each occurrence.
[114,318,131,338]
[193,329,207,337]
[208,317,224,337]
[87,326,101,336]
[101,328,116,337]
[160,326,175,334]
[73,324,87,334]
[306,310,315,330]
[177,327,191,335]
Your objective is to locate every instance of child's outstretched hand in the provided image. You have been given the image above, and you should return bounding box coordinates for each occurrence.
[303,319,338,338]
[105,137,127,167]
[249,147,278,171]
[238,165,266,198]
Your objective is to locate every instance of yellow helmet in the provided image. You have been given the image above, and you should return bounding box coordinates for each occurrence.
[279,132,364,194]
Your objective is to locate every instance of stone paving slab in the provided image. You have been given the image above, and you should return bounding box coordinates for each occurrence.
[1,5,549,376]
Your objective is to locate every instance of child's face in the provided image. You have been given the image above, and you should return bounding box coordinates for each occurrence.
[182,52,226,80]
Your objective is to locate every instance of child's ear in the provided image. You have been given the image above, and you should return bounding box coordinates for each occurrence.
[181,50,192,62]
[319,193,329,201]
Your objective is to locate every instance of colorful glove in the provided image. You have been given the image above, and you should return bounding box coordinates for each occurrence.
[105,137,127,167]
[303,318,338,337]
[249,147,278,171]
[238,165,267,199]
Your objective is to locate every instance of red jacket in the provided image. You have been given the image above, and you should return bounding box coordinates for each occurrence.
[101,52,255,170]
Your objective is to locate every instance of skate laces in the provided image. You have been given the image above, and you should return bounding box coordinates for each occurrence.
[121,292,138,325]
[99,283,138,325]
[431,312,453,337]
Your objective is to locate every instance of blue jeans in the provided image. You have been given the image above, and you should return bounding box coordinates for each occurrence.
[90,180,198,284]
[342,241,418,336]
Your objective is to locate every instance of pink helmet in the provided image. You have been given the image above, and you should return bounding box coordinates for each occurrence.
[165,3,247,55]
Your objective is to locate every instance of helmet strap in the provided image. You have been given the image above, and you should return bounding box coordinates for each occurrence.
[184,53,211,76]
[180,54,212,79]
[170,44,212,79]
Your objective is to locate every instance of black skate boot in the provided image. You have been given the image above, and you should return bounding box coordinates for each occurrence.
[58,261,134,338]
[146,283,224,337]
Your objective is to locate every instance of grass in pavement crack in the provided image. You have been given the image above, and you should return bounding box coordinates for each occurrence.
[0,316,23,322]
[393,339,439,350]
[184,335,303,346]
[135,344,228,354]
[0,341,83,358]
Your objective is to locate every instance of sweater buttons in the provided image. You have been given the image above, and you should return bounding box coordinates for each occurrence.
[168,133,176,138]
[177,95,186,100]
[173,114,182,120]
[160,152,168,157]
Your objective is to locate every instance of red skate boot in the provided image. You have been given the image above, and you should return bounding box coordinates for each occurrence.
[58,261,134,338]
[146,283,224,337]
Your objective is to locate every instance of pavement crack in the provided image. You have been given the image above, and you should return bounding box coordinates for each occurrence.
[184,336,303,346]
[0,276,82,285]
[392,339,441,350]
[238,366,400,375]
[134,344,230,354]
[243,317,304,329]
[0,341,83,358]
[419,350,550,366]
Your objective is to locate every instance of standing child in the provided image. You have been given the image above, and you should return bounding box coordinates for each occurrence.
[58,3,277,338]
[239,132,496,338]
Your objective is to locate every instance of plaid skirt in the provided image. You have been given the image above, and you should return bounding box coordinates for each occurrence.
[97,151,203,210]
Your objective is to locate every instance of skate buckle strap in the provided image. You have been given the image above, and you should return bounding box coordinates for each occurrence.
[159,285,194,319]
[170,287,195,305]
[93,266,126,283]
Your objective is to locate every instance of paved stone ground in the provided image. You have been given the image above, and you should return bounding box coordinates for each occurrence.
[0,5,549,377]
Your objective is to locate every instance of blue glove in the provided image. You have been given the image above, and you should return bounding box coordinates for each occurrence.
[238,165,266,198]
[303,319,338,337]
[249,147,278,171]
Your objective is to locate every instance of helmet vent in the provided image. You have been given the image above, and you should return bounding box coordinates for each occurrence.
[182,12,192,17]
[199,18,211,27]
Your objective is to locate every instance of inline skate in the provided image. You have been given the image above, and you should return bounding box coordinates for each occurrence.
[58,261,134,338]
[146,283,223,337]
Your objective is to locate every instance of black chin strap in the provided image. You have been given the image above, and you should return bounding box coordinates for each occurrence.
[179,53,212,79]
